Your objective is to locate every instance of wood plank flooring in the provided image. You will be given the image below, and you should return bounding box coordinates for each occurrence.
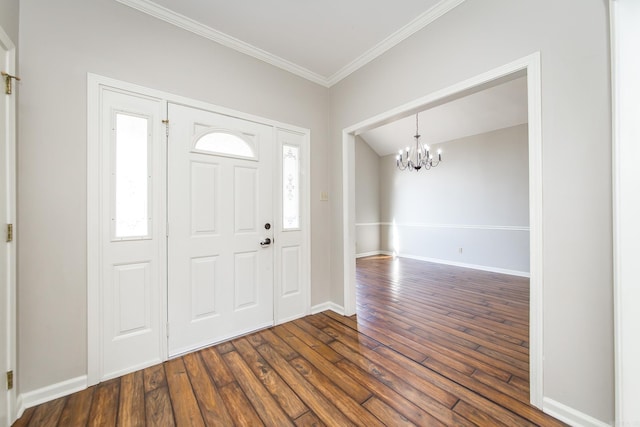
[14,256,565,426]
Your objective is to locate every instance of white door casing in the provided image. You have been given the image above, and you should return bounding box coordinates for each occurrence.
[0,25,17,427]
[88,74,310,384]
[167,103,275,357]
[342,54,544,407]
[611,0,640,424]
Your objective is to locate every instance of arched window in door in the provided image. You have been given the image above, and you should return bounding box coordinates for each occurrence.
[193,129,256,160]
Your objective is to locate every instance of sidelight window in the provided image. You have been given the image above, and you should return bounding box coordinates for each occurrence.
[113,112,150,239]
[282,144,300,230]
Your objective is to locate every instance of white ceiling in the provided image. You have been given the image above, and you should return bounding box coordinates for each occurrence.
[360,76,529,157]
[116,0,465,86]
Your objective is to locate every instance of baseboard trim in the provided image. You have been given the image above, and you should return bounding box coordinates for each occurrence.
[356,251,386,258]
[311,302,345,316]
[543,397,612,427]
[356,251,530,278]
[20,375,88,410]
[15,394,25,421]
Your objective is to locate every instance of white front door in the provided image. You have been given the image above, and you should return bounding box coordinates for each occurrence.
[0,26,16,427]
[168,104,274,356]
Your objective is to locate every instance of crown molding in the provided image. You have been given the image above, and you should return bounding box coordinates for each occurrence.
[115,0,467,88]
[115,0,329,86]
[326,0,468,86]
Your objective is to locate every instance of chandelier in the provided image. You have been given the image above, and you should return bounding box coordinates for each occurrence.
[396,113,442,171]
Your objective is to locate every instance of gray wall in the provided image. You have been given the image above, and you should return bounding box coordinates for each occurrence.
[354,136,380,255]
[17,0,330,394]
[328,0,613,423]
[379,124,529,273]
[0,0,19,43]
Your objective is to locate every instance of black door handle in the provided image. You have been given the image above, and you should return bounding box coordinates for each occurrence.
[260,237,272,246]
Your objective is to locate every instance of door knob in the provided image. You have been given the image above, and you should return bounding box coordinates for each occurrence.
[260,237,272,246]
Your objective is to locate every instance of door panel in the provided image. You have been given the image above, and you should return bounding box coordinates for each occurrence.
[281,246,302,297]
[113,262,151,336]
[168,104,274,356]
[190,256,218,320]
[234,166,258,232]
[191,162,219,234]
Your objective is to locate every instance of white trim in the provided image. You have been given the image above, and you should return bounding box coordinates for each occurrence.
[611,1,640,425]
[19,376,88,410]
[15,395,24,420]
[327,0,467,86]
[0,24,17,427]
[115,0,467,88]
[115,0,327,86]
[356,251,385,259]
[343,133,357,317]
[311,302,345,316]
[355,222,383,227]
[88,74,310,135]
[342,53,544,409]
[87,74,101,385]
[543,398,612,427]
[395,253,530,278]
[356,251,530,277]
[357,222,530,232]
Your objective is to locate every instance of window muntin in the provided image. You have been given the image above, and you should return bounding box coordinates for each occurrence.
[193,130,256,159]
[282,144,300,230]
[113,112,150,239]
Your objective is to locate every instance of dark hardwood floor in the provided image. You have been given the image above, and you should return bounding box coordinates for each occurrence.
[14,256,565,426]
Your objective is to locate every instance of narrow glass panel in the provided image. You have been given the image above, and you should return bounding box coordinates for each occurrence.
[195,131,255,158]
[115,113,149,238]
[283,145,300,230]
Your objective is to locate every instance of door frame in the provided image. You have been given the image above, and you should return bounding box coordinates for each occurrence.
[0,24,17,426]
[87,74,311,384]
[341,53,544,408]
[610,0,640,424]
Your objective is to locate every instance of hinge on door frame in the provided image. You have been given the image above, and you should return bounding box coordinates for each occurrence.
[162,119,169,137]
[6,370,13,390]
[6,224,13,242]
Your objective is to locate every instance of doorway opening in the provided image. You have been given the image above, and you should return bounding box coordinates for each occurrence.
[342,53,543,408]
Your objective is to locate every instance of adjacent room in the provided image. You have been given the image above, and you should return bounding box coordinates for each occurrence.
[354,76,530,276]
